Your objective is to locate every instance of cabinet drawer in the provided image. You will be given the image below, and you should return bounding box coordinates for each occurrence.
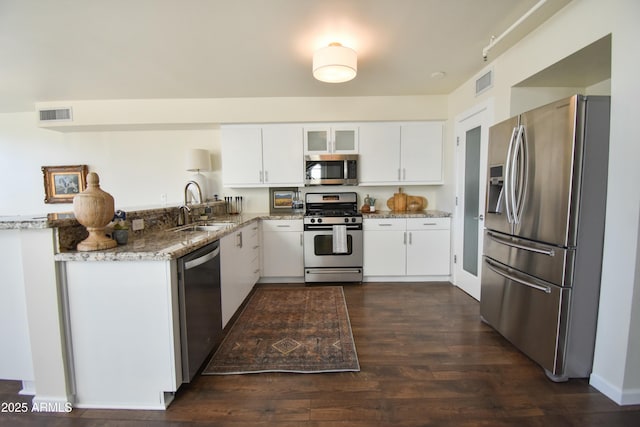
[363,218,405,231]
[406,217,450,230]
[262,219,303,232]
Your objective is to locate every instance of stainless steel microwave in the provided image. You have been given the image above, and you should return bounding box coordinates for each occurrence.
[305,154,358,186]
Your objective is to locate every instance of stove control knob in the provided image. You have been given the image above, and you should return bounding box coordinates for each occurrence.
[317,218,323,224]
[310,218,315,223]
[351,217,357,223]
[344,218,349,223]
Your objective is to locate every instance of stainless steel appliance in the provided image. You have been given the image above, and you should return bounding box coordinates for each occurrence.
[304,192,363,282]
[305,154,358,186]
[481,95,610,381]
[177,241,222,382]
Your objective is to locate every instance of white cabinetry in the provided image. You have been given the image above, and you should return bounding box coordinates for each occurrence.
[220,222,260,327]
[406,218,451,276]
[64,260,181,409]
[359,122,444,185]
[261,219,304,280]
[304,124,359,154]
[0,230,34,384]
[363,217,451,279]
[221,125,304,187]
[362,219,406,276]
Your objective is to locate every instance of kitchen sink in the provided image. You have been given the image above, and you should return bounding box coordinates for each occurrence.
[171,223,234,233]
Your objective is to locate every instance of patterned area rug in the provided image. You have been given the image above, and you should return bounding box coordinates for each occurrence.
[203,286,360,374]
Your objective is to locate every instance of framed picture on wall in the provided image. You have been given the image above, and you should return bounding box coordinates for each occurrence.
[42,165,88,204]
[269,187,300,215]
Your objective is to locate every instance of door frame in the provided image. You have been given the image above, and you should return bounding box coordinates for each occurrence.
[453,99,494,301]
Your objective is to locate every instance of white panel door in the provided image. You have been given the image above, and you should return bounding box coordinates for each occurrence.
[454,100,493,301]
[221,127,263,186]
[262,125,304,186]
[407,229,451,276]
[363,219,406,276]
[401,122,444,184]
[358,123,401,185]
[262,221,304,278]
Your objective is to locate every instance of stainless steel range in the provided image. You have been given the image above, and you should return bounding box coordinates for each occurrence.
[304,192,363,283]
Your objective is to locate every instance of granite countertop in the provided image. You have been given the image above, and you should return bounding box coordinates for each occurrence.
[53,213,304,262]
[363,210,451,219]
[4,209,450,262]
[0,212,77,230]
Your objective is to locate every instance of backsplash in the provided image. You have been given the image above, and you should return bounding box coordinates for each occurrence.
[55,201,227,252]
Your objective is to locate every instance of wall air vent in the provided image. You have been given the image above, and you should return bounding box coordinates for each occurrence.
[475,69,493,96]
[38,107,72,122]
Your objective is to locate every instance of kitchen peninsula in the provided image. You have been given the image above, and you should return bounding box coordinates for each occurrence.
[0,204,450,410]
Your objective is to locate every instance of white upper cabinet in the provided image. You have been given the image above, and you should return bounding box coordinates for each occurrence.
[221,127,263,187]
[359,123,402,184]
[359,121,444,185]
[303,124,359,154]
[221,124,304,188]
[401,122,444,184]
[262,125,304,185]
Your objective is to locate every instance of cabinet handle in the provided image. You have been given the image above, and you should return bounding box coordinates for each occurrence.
[403,231,407,244]
[236,231,243,248]
[424,222,437,226]
[300,233,304,246]
[264,170,269,182]
[277,224,291,228]
[397,168,401,180]
[409,231,412,245]
[379,223,393,227]
[403,168,406,180]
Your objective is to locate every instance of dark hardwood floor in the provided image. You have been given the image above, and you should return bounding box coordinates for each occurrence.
[2,282,639,426]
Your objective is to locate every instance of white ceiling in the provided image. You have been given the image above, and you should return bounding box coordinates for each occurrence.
[0,0,572,113]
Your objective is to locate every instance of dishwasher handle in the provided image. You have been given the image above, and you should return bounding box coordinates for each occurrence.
[184,246,220,270]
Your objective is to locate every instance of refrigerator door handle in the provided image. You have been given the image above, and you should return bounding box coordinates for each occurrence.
[487,231,556,257]
[485,258,552,294]
[512,125,528,225]
[503,126,518,224]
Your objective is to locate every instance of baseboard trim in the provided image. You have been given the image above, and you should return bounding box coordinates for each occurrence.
[590,373,640,405]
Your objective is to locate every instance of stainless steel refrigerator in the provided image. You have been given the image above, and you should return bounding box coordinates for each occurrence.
[480,95,610,381]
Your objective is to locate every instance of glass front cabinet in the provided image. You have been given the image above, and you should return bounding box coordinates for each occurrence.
[303,125,359,154]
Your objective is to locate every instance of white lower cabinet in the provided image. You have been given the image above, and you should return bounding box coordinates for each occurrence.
[261,219,304,280]
[364,218,451,278]
[220,222,260,328]
[405,218,451,276]
[362,219,406,276]
[64,260,181,409]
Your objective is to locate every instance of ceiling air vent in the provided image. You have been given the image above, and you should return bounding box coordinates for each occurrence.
[475,69,493,96]
[38,107,72,122]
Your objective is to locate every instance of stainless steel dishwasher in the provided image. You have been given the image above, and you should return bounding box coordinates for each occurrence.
[177,240,222,382]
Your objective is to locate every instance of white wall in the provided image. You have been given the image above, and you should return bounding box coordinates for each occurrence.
[1,95,449,216]
[0,113,219,215]
[448,0,640,405]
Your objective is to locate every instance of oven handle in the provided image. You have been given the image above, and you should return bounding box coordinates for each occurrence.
[304,225,362,231]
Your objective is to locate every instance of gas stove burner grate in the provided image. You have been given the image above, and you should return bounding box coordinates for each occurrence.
[305,210,361,217]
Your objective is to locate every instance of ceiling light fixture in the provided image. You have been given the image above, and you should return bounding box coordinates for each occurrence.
[313,42,357,83]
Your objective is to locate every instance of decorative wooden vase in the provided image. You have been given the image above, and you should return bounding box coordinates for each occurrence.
[73,172,117,251]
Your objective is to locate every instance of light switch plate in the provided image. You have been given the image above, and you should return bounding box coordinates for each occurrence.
[132,219,144,231]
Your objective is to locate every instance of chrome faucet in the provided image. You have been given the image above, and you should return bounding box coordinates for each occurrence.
[178,181,203,225]
[177,204,192,226]
[184,181,203,205]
